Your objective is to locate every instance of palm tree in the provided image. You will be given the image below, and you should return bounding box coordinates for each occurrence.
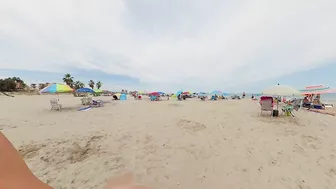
[74,81,85,89]
[88,80,95,89]
[62,73,74,88]
[79,82,85,88]
[96,81,102,89]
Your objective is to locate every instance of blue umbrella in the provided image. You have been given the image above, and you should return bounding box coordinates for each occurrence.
[211,90,222,95]
[176,90,183,95]
[158,92,165,95]
[76,88,94,93]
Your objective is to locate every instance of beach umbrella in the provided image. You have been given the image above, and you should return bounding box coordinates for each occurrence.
[262,85,300,96]
[300,85,335,95]
[176,90,183,95]
[182,91,190,95]
[157,92,165,95]
[211,90,222,95]
[94,89,103,93]
[40,83,73,94]
[76,88,94,93]
[149,92,159,96]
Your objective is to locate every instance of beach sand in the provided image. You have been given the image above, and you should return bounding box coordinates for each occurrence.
[1,95,336,189]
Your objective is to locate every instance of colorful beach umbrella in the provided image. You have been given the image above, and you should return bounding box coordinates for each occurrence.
[40,83,73,93]
[300,85,335,95]
[176,90,183,96]
[76,88,94,93]
[94,89,103,93]
[149,92,159,96]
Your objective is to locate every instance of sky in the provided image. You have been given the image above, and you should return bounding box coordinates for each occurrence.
[1,0,336,93]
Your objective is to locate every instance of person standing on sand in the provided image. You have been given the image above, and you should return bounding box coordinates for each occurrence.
[0,132,151,189]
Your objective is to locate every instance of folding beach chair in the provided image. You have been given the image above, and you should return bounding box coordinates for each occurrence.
[91,100,103,107]
[260,96,273,116]
[50,98,62,111]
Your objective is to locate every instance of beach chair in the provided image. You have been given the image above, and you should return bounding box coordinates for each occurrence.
[91,100,103,107]
[260,99,273,116]
[50,98,62,111]
[281,99,302,117]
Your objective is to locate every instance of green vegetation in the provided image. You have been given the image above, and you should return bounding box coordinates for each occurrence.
[0,77,26,92]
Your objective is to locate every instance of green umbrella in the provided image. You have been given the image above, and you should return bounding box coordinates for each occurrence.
[94,89,103,93]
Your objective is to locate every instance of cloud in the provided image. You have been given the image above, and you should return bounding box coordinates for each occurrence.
[1,0,336,91]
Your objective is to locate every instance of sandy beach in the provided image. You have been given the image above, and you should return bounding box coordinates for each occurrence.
[1,95,336,189]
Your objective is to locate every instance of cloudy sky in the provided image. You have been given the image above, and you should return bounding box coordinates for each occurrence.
[1,0,335,92]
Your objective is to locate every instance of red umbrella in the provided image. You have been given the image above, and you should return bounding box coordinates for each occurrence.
[182,92,190,95]
[149,92,159,96]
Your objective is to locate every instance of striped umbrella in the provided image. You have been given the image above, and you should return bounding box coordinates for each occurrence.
[300,85,335,94]
[40,83,73,93]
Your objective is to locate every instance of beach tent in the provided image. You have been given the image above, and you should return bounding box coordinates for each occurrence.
[113,93,121,100]
[120,94,127,100]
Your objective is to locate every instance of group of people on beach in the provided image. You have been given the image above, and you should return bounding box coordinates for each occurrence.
[303,94,323,108]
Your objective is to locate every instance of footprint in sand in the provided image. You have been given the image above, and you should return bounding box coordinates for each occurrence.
[301,135,321,149]
[178,119,206,133]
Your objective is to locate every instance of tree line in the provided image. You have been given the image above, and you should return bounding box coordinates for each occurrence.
[62,73,102,90]
[0,77,26,92]
[0,74,103,92]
